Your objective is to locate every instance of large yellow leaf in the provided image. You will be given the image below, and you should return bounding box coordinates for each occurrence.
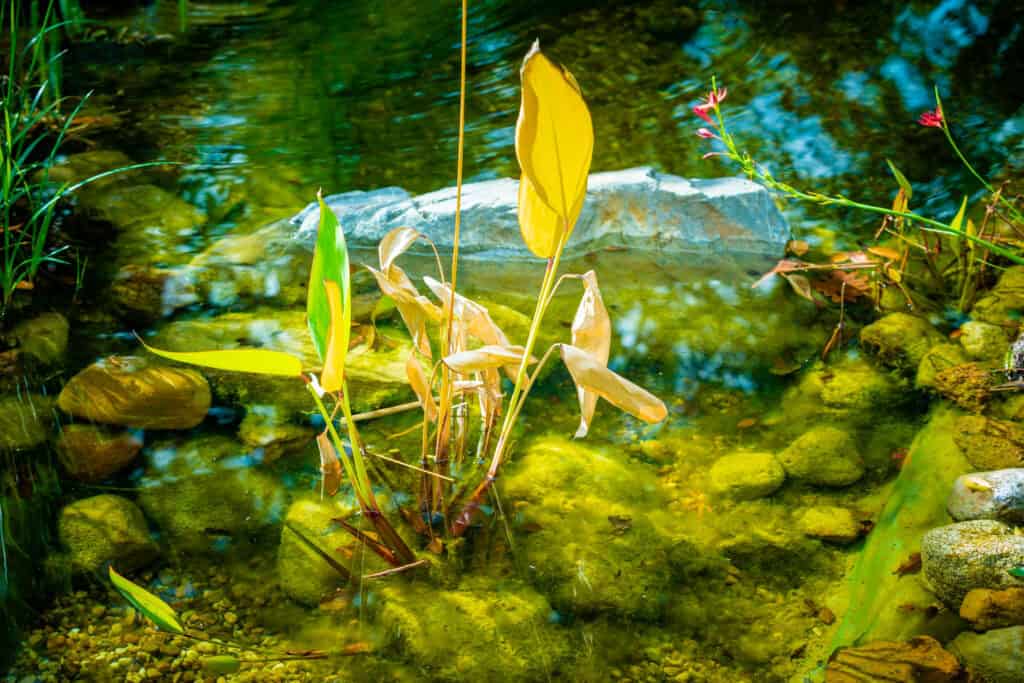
[443,345,533,375]
[320,279,348,393]
[139,339,303,377]
[515,40,593,257]
[560,344,667,426]
[571,271,611,437]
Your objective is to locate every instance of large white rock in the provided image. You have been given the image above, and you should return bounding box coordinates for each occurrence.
[293,167,789,260]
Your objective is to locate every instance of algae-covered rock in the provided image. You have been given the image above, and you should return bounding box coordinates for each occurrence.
[110,264,199,320]
[798,506,861,545]
[781,358,910,428]
[948,626,1024,683]
[826,636,961,682]
[58,494,158,573]
[916,343,969,391]
[12,313,69,365]
[137,435,287,554]
[708,451,785,500]
[960,587,1024,631]
[58,356,210,429]
[238,407,313,462]
[56,424,142,482]
[932,362,992,412]
[921,520,1024,607]
[947,469,1024,525]
[502,436,674,619]
[0,394,53,450]
[277,498,356,605]
[952,415,1024,470]
[959,321,1010,361]
[971,266,1024,326]
[861,313,944,372]
[778,426,864,487]
[376,577,569,682]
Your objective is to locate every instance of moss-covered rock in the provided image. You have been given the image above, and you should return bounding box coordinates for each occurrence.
[971,266,1024,326]
[922,520,1024,607]
[137,435,287,554]
[11,313,69,366]
[0,394,53,450]
[57,356,210,429]
[58,494,158,573]
[916,343,969,391]
[56,424,142,482]
[779,357,910,428]
[277,498,357,605]
[797,506,861,544]
[709,451,785,500]
[949,626,1024,683]
[959,321,1010,362]
[238,407,314,462]
[952,415,1024,470]
[375,577,570,682]
[778,425,864,487]
[502,435,675,620]
[860,313,944,373]
[933,362,992,412]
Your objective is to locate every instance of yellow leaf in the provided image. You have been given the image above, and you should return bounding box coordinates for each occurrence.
[379,227,421,275]
[560,344,667,426]
[950,196,968,232]
[867,246,901,261]
[138,339,302,377]
[515,41,593,258]
[571,271,611,437]
[109,566,184,635]
[443,345,533,375]
[320,279,348,393]
[406,351,437,422]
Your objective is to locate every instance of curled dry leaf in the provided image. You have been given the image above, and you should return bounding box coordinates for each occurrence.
[786,240,810,257]
[560,344,667,426]
[571,271,611,437]
[315,430,343,497]
[752,258,812,288]
[423,276,518,377]
[366,264,440,356]
[406,351,437,422]
[379,227,422,275]
[781,273,815,302]
[443,345,534,375]
[515,40,593,258]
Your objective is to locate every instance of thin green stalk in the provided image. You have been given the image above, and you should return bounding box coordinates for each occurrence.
[942,123,1023,226]
[307,383,370,507]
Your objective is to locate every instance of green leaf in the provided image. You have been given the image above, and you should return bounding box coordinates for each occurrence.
[1008,566,1024,579]
[108,566,184,635]
[950,196,968,233]
[307,192,351,364]
[885,160,912,201]
[139,339,303,377]
[203,655,241,675]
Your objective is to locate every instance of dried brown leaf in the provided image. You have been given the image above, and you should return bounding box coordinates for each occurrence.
[406,351,437,422]
[378,227,421,275]
[571,271,611,437]
[443,345,534,375]
[560,344,667,426]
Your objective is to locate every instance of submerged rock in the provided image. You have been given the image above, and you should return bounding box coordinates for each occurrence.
[860,313,944,373]
[921,520,1024,607]
[58,494,158,573]
[58,356,210,429]
[294,167,790,260]
[708,451,786,500]
[932,362,992,412]
[238,407,313,462]
[916,343,969,391]
[826,636,960,683]
[0,395,53,450]
[778,425,864,487]
[960,587,1024,631]
[56,424,142,482]
[947,469,1024,525]
[277,498,356,606]
[782,358,909,429]
[11,313,69,366]
[971,266,1024,326]
[948,626,1024,683]
[952,415,1024,470]
[797,505,862,545]
[959,320,1010,362]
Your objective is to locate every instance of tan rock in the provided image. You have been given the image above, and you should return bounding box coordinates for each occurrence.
[57,424,142,481]
[825,636,960,682]
[960,587,1024,631]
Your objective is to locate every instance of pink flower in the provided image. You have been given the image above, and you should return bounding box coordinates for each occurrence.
[695,127,718,139]
[692,87,727,123]
[918,107,943,128]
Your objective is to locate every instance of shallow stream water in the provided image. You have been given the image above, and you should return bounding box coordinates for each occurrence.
[2,1,1023,681]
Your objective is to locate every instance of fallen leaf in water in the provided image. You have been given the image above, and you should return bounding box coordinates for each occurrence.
[736,418,757,429]
[868,246,901,261]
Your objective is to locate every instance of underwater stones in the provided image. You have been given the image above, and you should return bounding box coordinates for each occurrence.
[778,426,864,487]
[110,264,199,320]
[797,506,862,545]
[947,469,1024,525]
[57,356,211,429]
[238,408,313,462]
[825,636,961,683]
[970,266,1024,326]
[948,626,1024,683]
[952,415,1024,470]
[85,184,206,262]
[708,451,785,500]
[789,358,908,426]
[277,498,354,606]
[376,578,569,682]
[11,312,69,365]
[921,520,1024,607]
[960,588,1024,631]
[959,320,1010,361]
[0,394,53,450]
[860,313,944,373]
[56,424,142,482]
[932,362,992,412]
[58,494,158,573]
[502,436,674,620]
[916,343,969,391]
[294,167,790,260]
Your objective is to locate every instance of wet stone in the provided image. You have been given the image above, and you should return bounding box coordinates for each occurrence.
[952,415,1024,470]
[825,636,960,683]
[797,506,861,545]
[58,494,158,573]
[57,424,143,482]
[860,313,945,373]
[970,266,1024,326]
[778,425,864,487]
[916,343,969,391]
[11,312,69,366]
[948,626,1024,683]
[276,498,356,606]
[959,587,1024,631]
[709,451,785,500]
[0,395,53,450]
[921,520,1024,607]
[947,469,1024,525]
[959,320,1010,362]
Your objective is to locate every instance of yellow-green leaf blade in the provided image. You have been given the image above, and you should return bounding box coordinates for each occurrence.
[307,191,351,363]
[320,279,349,393]
[109,566,184,635]
[139,340,302,377]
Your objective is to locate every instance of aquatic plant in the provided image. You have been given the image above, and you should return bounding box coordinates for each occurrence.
[140,28,667,572]
[693,80,1023,315]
